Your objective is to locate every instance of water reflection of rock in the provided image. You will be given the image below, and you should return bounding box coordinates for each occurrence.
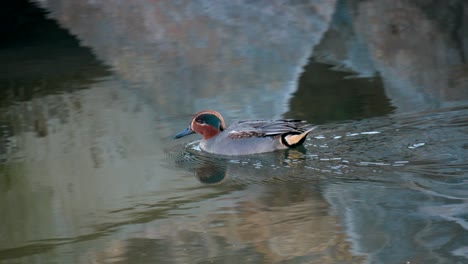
[86,183,363,264]
[0,2,110,161]
[36,0,337,120]
[313,0,468,112]
[33,0,468,115]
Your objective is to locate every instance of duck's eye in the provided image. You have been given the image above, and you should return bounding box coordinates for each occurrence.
[195,119,204,124]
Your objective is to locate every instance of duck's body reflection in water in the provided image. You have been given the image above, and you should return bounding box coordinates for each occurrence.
[174,141,312,185]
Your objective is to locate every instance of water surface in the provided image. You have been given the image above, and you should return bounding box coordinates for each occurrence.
[1,1,467,263]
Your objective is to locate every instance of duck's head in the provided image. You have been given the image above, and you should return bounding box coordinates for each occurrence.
[175,110,226,140]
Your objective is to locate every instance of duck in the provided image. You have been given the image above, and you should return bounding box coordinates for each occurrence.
[175,110,316,155]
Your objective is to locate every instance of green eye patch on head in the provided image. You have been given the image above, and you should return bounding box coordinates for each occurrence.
[196,114,224,130]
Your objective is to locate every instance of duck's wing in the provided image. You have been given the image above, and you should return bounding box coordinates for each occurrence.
[227,120,314,139]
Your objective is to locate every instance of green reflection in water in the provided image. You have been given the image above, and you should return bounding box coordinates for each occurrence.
[285,58,394,123]
[0,0,110,107]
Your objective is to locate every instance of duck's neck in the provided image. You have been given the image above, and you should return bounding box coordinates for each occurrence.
[200,126,221,140]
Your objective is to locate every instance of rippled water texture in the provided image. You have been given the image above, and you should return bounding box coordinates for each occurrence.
[1,1,467,263]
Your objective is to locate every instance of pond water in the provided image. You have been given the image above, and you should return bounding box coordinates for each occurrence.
[1,1,467,263]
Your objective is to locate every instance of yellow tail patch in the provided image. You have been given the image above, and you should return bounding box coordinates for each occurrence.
[283,127,316,147]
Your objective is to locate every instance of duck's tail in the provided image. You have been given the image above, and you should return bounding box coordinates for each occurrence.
[281,126,317,148]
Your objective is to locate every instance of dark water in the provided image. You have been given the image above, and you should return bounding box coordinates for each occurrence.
[1,1,467,263]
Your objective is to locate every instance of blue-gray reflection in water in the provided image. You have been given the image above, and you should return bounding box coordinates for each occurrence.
[0,0,467,263]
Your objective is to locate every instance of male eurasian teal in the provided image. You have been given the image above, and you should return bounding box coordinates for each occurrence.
[175,110,315,155]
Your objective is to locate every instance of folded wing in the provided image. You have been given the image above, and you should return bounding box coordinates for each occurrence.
[227,120,313,139]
